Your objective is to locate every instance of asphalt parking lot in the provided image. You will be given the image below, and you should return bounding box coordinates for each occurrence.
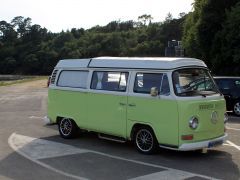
[0,80,239,180]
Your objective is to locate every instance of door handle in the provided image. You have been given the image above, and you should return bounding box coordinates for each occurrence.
[128,103,136,107]
[119,102,126,106]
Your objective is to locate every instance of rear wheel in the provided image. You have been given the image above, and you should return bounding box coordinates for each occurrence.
[133,126,158,154]
[58,118,78,139]
[233,102,240,116]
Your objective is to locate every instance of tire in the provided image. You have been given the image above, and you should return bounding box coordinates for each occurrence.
[133,126,158,154]
[233,102,240,116]
[58,118,78,139]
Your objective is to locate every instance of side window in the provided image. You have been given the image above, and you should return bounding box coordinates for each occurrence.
[57,70,88,88]
[91,71,128,92]
[215,79,232,90]
[134,73,170,95]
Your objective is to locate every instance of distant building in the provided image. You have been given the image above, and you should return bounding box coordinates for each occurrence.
[165,40,184,57]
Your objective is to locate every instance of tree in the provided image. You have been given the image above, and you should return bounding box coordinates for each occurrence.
[138,14,153,26]
[211,2,240,75]
[182,0,239,68]
[165,13,173,23]
[11,16,32,37]
[0,21,17,43]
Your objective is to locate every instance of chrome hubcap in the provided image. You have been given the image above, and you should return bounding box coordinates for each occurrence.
[234,102,240,115]
[136,129,153,152]
[60,118,72,136]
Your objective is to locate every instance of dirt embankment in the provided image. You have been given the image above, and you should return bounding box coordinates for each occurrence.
[13,79,48,89]
[0,79,48,94]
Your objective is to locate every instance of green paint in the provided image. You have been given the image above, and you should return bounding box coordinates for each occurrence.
[177,98,226,145]
[127,96,179,146]
[48,88,225,148]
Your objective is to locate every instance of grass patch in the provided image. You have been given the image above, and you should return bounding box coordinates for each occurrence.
[0,76,48,87]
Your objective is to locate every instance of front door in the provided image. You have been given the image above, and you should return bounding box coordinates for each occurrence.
[127,72,179,146]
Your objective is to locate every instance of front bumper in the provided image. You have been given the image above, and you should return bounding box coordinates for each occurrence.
[178,133,228,151]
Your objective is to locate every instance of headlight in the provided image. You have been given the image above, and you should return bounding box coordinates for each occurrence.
[224,113,228,124]
[189,117,199,129]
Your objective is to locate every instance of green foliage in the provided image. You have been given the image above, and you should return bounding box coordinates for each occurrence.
[0,14,185,75]
[211,2,240,75]
[182,0,240,75]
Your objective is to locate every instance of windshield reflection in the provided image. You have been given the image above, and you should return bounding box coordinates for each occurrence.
[172,68,219,97]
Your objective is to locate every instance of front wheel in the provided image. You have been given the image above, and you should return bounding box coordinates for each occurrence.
[58,118,78,139]
[134,127,158,154]
[233,102,240,116]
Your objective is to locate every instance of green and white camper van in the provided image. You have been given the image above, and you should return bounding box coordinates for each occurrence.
[46,57,228,154]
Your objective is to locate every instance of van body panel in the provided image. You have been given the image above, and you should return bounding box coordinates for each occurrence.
[127,96,179,146]
[48,89,88,127]
[177,96,226,145]
[87,92,127,137]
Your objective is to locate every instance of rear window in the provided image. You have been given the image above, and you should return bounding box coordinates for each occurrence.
[57,70,88,88]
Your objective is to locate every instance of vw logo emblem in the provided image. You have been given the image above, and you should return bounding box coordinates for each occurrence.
[211,111,218,124]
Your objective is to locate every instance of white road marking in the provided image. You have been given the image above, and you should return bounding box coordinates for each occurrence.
[29,116,44,119]
[9,133,88,160]
[226,126,240,131]
[8,133,220,180]
[91,151,219,180]
[223,143,231,146]
[128,169,194,180]
[8,133,88,180]
[226,140,240,151]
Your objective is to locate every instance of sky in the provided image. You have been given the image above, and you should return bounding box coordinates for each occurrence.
[1,0,194,32]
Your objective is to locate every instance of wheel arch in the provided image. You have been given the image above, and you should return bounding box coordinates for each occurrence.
[130,123,157,141]
[56,116,77,125]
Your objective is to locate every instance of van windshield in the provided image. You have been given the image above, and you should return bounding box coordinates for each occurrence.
[172,68,219,97]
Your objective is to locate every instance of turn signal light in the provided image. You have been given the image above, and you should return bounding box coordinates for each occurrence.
[181,134,193,140]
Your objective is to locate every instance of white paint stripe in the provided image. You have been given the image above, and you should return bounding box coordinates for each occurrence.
[223,143,231,146]
[226,127,240,131]
[29,116,44,119]
[9,133,88,160]
[89,150,219,180]
[226,140,240,151]
[8,133,220,180]
[128,169,194,180]
[8,133,89,180]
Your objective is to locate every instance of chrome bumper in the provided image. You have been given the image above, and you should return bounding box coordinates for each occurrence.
[178,134,228,151]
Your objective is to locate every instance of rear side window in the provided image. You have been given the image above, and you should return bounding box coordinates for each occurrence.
[91,71,128,92]
[57,70,88,88]
[134,73,170,95]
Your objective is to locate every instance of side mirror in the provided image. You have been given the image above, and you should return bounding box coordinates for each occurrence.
[150,87,159,97]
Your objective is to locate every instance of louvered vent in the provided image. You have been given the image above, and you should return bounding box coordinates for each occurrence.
[50,70,58,84]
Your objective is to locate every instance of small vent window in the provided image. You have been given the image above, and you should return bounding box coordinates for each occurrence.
[50,70,58,84]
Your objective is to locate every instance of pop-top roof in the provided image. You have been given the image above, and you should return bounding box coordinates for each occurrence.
[55,57,207,69]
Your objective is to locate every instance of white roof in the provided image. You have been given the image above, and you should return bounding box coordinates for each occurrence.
[56,59,90,68]
[56,57,207,69]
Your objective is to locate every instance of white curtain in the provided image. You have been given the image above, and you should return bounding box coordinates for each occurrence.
[96,72,104,89]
